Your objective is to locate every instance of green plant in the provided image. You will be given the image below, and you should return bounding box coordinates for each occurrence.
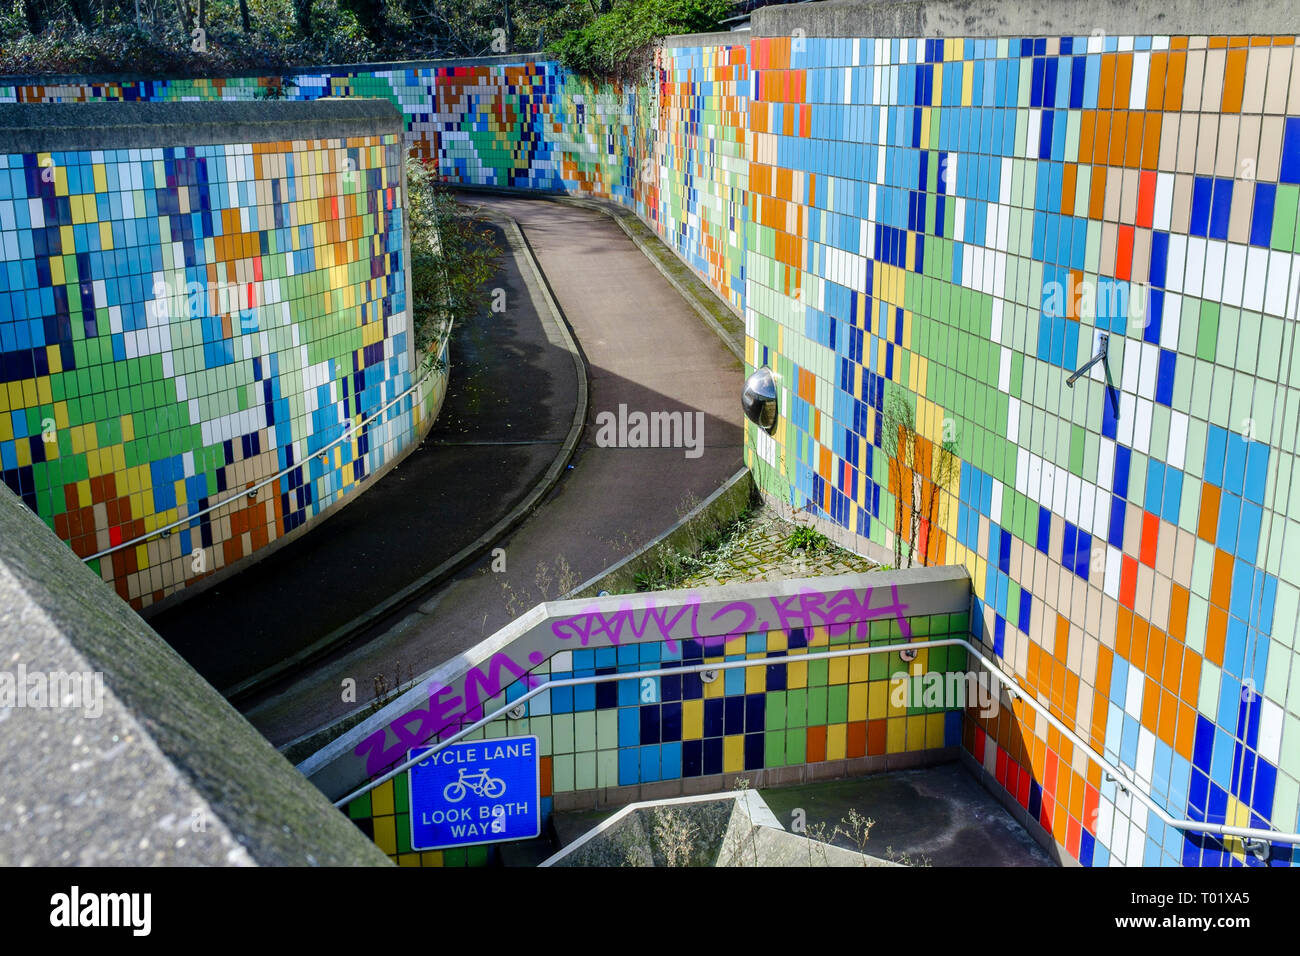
[882,384,959,570]
[785,524,830,555]
[405,156,502,370]
[547,0,731,80]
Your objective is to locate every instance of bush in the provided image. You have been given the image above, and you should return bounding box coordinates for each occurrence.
[548,0,731,80]
[405,156,501,369]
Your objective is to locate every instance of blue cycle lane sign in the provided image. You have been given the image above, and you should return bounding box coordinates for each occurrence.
[408,735,541,851]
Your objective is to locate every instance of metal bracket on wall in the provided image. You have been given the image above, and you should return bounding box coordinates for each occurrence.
[1066,333,1120,419]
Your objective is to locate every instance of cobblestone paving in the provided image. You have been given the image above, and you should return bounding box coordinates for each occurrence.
[677,507,884,589]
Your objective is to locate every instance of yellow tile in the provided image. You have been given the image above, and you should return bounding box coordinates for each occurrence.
[848,682,868,721]
[906,714,927,749]
[15,441,30,468]
[0,415,10,442]
[704,671,726,698]
[683,699,703,739]
[828,657,849,684]
[826,723,847,760]
[371,780,395,816]
[786,661,807,689]
[93,164,107,193]
[926,712,947,748]
[121,415,134,442]
[745,665,766,694]
[422,851,444,867]
[372,816,397,855]
[848,655,870,682]
[867,682,889,720]
[886,717,908,753]
[723,735,744,773]
[766,630,786,652]
[398,854,422,867]
[99,221,113,250]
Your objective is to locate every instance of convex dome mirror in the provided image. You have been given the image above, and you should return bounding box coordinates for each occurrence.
[742,366,779,434]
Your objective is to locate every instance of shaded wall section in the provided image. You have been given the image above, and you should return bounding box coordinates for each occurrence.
[0,479,390,865]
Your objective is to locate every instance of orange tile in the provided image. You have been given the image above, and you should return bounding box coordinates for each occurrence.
[1131,617,1150,669]
[1109,113,1130,167]
[1124,113,1145,167]
[1079,112,1097,163]
[1157,689,1178,745]
[1142,677,1161,729]
[1206,606,1227,666]
[1146,53,1169,110]
[1222,49,1248,111]
[1210,547,1234,609]
[1146,629,1167,679]
[1055,613,1071,663]
[1174,703,1197,760]
[1116,607,1132,660]
[1180,652,1201,705]
[807,725,827,763]
[1198,485,1221,541]
[1162,639,1183,689]
[1089,165,1108,219]
[1164,51,1187,109]
[1141,114,1162,170]
[1062,164,1077,216]
[1114,54,1134,112]
[1099,54,1117,109]
[1169,585,1190,640]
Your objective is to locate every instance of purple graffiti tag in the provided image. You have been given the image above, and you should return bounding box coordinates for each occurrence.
[549,600,689,652]
[463,651,540,715]
[354,681,462,776]
[355,585,916,777]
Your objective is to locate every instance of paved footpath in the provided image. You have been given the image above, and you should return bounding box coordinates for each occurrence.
[241,196,745,748]
[149,217,578,692]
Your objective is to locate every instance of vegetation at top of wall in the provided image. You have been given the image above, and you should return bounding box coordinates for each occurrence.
[405,155,501,371]
[0,0,581,74]
[547,0,731,80]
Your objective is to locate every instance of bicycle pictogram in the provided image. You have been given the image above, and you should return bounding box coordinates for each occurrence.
[442,767,507,802]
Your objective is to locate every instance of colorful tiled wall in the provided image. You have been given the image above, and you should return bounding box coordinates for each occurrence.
[9,27,1300,867]
[738,34,1300,868]
[345,609,970,866]
[0,130,435,608]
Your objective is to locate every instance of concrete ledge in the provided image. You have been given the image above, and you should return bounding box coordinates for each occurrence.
[0,99,403,151]
[0,481,390,866]
[752,0,1300,38]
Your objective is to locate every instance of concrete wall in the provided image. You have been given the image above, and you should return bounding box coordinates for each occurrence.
[0,100,443,610]
[0,479,390,865]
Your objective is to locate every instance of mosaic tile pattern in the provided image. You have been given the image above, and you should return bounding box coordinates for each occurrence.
[0,134,433,608]
[8,32,1300,867]
[739,34,1300,868]
[346,612,969,865]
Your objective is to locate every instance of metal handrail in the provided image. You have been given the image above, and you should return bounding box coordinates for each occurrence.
[331,635,1300,850]
[82,331,451,563]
